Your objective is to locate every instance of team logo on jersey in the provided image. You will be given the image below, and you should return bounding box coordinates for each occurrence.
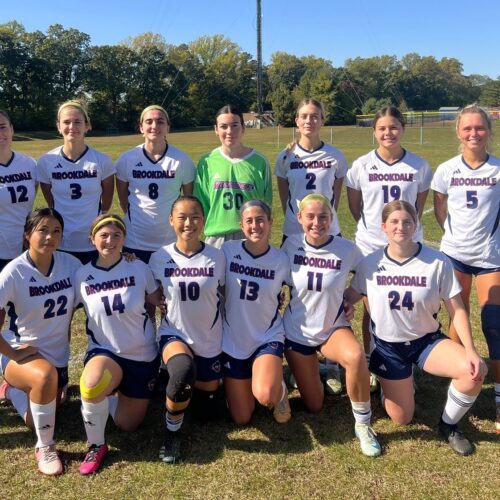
[377,265,386,272]
[233,254,242,260]
[298,247,305,252]
[166,258,176,264]
[370,165,378,170]
[453,168,461,174]
[85,274,95,281]
[54,163,63,169]
[378,364,387,372]
[135,162,143,167]
[29,277,37,282]
[223,360,231,369]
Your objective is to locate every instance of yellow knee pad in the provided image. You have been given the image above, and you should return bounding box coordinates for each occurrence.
[80,368,113,399]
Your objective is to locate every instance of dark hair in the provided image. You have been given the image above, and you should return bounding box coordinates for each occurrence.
[240,199,272,220]
[215,104,244,127]
[170,195,205,216]
[373,106,406,129]
[0,109,12,125]
[381,200,417,224]
[24,208,64,238]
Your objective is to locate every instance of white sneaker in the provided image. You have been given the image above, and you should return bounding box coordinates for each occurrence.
[35,444,63,476]
[354,423,381,457]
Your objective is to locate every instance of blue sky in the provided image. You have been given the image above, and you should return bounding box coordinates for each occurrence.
[3,0,499,78]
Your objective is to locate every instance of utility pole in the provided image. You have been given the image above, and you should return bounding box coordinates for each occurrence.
[256,0,263,126]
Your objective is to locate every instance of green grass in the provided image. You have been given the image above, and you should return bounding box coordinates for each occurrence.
[1,125,499,499]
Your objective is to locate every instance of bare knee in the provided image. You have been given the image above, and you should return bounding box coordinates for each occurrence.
[386,405,413,425]
[230,408,252,426]
[114,417,140,432]
[32,364,58,390]
[341,346,366,372]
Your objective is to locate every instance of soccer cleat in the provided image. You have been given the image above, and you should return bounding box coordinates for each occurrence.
[0,379,11,404]
[354,423,382,457]
[369,373,379,394]
[496,403,500,434]
[273,387,292,424]
[160,429,181,464]
[79,443,109,475]
[288,373,298,389]
[438,419,474,456]
[35,444,63,476]
[325,368,342,395]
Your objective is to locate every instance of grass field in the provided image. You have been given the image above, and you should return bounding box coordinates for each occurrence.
[1,124,499,499]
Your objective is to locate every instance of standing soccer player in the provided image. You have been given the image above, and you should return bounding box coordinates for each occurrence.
[346,106,432,391]
[38,100,115,264]
[0,109,37,271]
[115,105,195,263]
[149,195,225,464]
[194,105,272,248]
[346,200,486,455]
[432,103,500,433]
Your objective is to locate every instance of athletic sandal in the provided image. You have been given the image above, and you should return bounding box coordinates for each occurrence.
[0,379,11,404]
[325,369,342,395]
[35,444,63,476]
[160,429,181,464]
[438,419,474,456]
[79,443,109,475]
[273,388,292,424]
[354,423,381,457]
[496,403,500,434]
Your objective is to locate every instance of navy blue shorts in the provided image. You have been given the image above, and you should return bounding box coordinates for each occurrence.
[159,335,222,382]
[84,348,159,399]
[60,249,99,265]
[445,254,500,276]
[123,247,154,264]
[369,331,447,380]
[222,341,284,379]
[0,258,11,272]
[284,338,320,356]
[0,354,68,389]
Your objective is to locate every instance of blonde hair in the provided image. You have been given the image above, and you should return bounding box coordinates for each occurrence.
[298,193,332,213]
[140,105,170,126]
[456,103,493,153]
[57,100,91,130]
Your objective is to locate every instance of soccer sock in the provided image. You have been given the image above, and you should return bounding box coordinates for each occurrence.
[30,398,56,448]
[107,394,118,422]
[165,410,183,432]
[494,383,500,405]
[441,383,477,425]
[279,379,287,403]
[8,387,29,422]
[81,399,109,446]
[351,400,372,426]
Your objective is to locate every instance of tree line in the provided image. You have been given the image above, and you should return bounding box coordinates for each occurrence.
[1,21,499,131]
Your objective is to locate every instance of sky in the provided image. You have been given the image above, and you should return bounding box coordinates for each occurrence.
[2,0,499,78]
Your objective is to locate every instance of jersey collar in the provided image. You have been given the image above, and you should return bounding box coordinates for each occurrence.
[242,240,270,259]
[461,154,489,170]
[304,234,334,250]
[383,242,422,266]
[297,141,324,154]
[375,148,407,166]
[26,250,55,277]
[61,145,89,164]
[173,242,205,259]
[142,144,168,164]
[91,255,123,271]
[0,151,15,167]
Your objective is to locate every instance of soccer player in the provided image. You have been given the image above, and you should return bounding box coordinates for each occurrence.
[275,98,348,394]
[222,200,291,425]
[346,200,486,456]
[0,208,80,476]
[346,106,433,391]
[38,100,115,264]
[0,109,37,271]
[75,214,162,475]
[115,105,195,263]
[283,194,381,457]
[432,103,500,433]
[194,105,272,248]
[149,195,225,464]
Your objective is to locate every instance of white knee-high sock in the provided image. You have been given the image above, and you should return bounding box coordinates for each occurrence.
[30,399,56,448]
[441,383,477,425]
[351,400,372,426]
[107,394,118,422]
[81,399,109,446]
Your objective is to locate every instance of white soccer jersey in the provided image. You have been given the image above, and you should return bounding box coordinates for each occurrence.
[283,234,361,346]
[222,240,290,359]
[75,257,159,362]
[37,146,115,252]
[0,251,80,367]
[350,245,461,342]
[0,152,37,259]
[431,154,500,268]
[346,149,432,255]
[116,145,195,250]
[275,142,347,237]
[149,242,225,358]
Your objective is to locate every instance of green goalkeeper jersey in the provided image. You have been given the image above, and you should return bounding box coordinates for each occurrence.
[194,147,272,236]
